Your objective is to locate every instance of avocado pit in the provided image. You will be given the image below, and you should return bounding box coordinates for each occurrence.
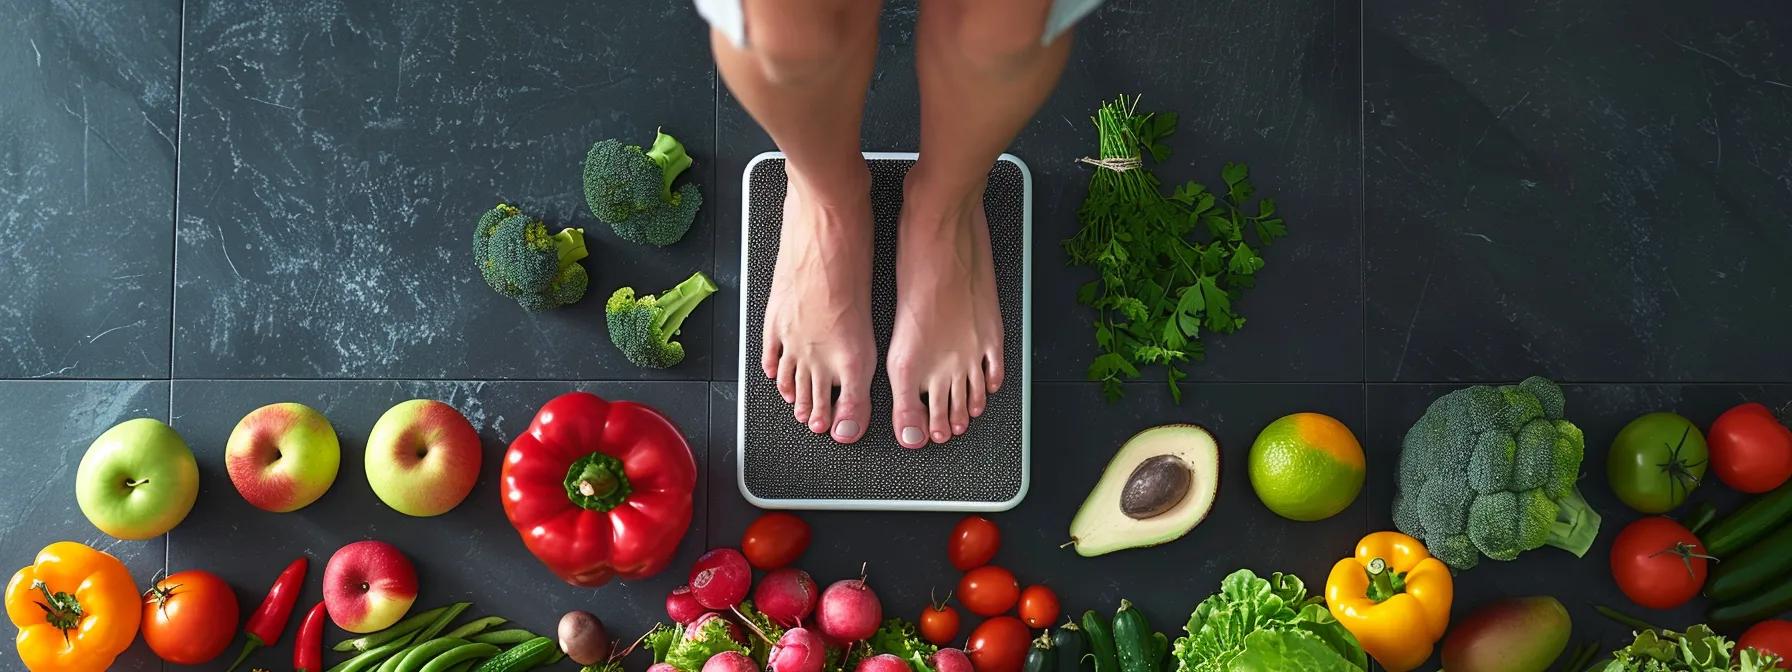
[1120,454,1192,519]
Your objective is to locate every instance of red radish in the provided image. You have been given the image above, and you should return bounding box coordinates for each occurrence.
[650,664,682,672]
[755,568,819,627]
[857,654,910,672]
[930,649,973,672]
[703,651,760,672]
[688,612,746,644]
[817,572,883,642]
[668,585,706,624]
[691,548,753,609]
[767,627,827,672]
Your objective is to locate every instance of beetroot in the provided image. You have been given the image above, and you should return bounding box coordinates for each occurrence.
[930,649,972,672]
[755,568,818,627]
[668,585,706,624]
[703,651,760,672]
[691,548,753,610]
[688,612,746,644]
[855,654,910,672]
[817,576,882,642]
[767,627,827,672]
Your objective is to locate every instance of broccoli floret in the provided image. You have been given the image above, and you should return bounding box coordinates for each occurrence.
[606,272,718,369]
[472,203,589,311]
[583,130,704,247]
[1391,376,1602,570]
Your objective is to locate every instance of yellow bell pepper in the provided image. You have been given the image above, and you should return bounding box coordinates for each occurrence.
[5,542,141,672]
[1325,531,1453,672]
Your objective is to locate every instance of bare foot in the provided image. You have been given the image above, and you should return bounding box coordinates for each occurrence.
[887,169,1006,448]
[763,170,877,443]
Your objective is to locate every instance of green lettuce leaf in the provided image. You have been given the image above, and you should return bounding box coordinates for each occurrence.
[735,601,788,666]
[868,619,940,672]
[1599,625,1781,672]
[666,617,750,672]
[647,623,681,664]
[1172,569,1366,672]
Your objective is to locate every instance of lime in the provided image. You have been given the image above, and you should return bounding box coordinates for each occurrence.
[1249,413,1366,521]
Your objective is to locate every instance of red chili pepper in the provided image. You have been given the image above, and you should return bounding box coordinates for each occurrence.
[294,600,326,672]
[224,555,308,672]
[500,391,697,586]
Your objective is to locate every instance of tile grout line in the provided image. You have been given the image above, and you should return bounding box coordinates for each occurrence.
[1356,0,1369,543]
[164,0,189,643]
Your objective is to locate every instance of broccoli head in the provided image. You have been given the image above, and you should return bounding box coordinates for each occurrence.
[583,130,704,247]
[1391,376,1600,570]
[606,271,719,369]
[472,203,589,311]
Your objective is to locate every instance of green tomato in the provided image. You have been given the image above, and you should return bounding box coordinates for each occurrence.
[1608,412,1708,513]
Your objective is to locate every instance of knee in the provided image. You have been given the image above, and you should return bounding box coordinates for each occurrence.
[748,12,857,85]
[946,8,1052,77]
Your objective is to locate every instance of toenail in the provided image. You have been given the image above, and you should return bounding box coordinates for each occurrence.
[833,420,859,439]
[901,427,924,445]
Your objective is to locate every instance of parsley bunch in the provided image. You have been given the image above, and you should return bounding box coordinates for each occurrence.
[1064,95,1288,402]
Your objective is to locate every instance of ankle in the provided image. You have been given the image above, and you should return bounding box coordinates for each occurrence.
[787,162,871,209]
[902,167,986,223]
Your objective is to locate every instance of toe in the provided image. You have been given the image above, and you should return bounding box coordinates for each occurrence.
[949,376,969,436]
[968,365,988,418]
[983,349,1006,393]
[926,379,951,444]
[889,364,929,450]
[831,371,871,444]
[808,371,834,434]
[776,354,797,403]
[761,333,781,379]
[793,367,813,424]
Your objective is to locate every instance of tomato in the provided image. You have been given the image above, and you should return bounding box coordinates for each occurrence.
[1609,516,1711,610]
[1017,585,1059,629]
[142,569,239,665]
[959,565,1020,617]
[966,616,1030,672]
[1608,412,1709,513]
[1740,620,1792,669]
[948,516,1001,571]
[1709,403,1792,494]
[742,512,811,570]
[919,596,961,646]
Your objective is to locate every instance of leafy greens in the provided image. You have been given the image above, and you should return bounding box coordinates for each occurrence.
[1172,569,1366,672]
[1064,96,1287,402]
[1598,624,1779,672]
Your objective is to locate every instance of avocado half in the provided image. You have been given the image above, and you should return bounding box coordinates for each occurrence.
[1068,424,1220,557]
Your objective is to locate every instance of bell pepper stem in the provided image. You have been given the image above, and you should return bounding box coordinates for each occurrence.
[1363,558,1407,603]
[564,453,633,511]
[224,634,266,672]
[30,580,83,635]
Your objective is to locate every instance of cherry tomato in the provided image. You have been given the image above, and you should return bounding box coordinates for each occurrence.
[1017,585,1059,629]
[142,570,239,665]
[742,512,811,570]
[1610,516,1711,610]
[1740,620,1792,669]
[966,616,1030,672]
[959,565,1020,617]
[1709,403,1792,494]
[919,594,961,646]
[948,515,1001,571]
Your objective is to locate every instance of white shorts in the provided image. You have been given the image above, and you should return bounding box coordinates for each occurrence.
[694,0,1104,48]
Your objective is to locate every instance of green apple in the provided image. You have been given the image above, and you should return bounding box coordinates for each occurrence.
[76,418,199,540]
[365,399,483,517]
[226,402,340,512]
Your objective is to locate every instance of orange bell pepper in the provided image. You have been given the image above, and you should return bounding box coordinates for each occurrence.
[5,542,142,672]
[1325,531,1453,672]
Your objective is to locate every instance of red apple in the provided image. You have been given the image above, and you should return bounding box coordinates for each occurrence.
[323,540,419,633]
[365,399,482,517]
[225,402,340,512]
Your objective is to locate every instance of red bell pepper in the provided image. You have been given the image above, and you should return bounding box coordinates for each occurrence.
[501,391,697,586]
[225,555,307,672]
[294,600,326,672]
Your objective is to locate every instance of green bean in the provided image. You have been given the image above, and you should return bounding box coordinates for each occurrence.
[443,616,508,640]
[470,629,538,645]
[327,632,418,672]
[334,605,454,652]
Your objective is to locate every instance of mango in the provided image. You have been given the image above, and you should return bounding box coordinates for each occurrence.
[1440,596,1572,672]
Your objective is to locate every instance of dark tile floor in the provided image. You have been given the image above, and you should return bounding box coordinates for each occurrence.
[2,0,1790,670]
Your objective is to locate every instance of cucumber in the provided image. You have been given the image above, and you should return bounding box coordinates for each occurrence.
[443,617,507,641]
[1111,600,1157,672]
[1024,632,1058,672]
[1148,632,1168,668]
[328,632,418,672]
[397,638,472,672]
[1705,481,1792,556]
[420,643,502,672]
[1707,524,1792,601]
[336,606,453,652]
[1080,611,1119,672]
[1711,578,1792,629]
[471,637,557,672]
[471,629,539,646]
[1052,623,1085,672]
[1683,501,1718,536]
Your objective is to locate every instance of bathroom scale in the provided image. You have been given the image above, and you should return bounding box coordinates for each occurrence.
[736,152,1032,511]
